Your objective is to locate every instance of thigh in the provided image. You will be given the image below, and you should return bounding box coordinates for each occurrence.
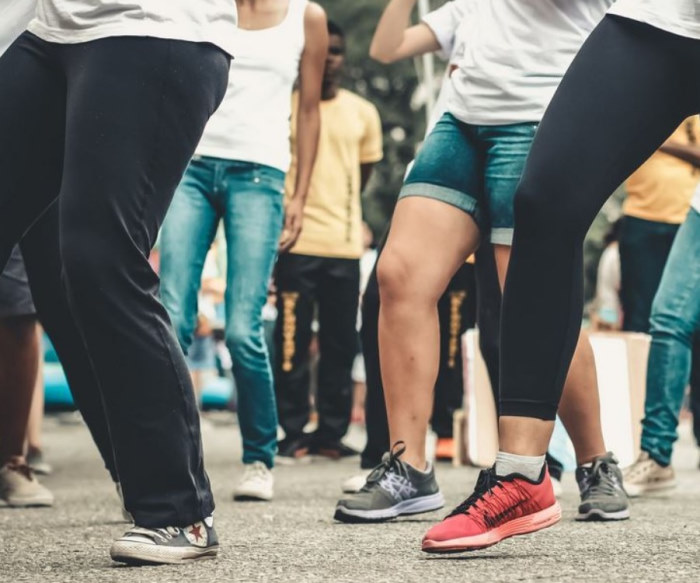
[515,16,698,235]
[481,122,538,247]
[160,161,220,321]
[223,163,286,325]
[319,258,361,336]
[401,113,485,228]
[650,208,700,336]
[0,33,65,265]
[58,37,229,256]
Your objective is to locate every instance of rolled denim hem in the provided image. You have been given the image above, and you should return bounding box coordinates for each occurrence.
[399,182,483,229]
[490,227,514,246]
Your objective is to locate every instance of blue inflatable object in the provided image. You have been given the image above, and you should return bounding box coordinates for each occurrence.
[44,362,74,408]
[43,356,235,411]
[201,376,235,409]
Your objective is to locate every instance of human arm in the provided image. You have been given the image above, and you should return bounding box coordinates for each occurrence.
[279,2,328,252]
[369,0,442,64]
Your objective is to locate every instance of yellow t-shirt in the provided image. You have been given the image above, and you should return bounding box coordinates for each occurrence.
[286,89,383,259]
[624,116,700,224]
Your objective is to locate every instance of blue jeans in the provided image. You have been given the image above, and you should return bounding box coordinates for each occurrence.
[641,207,700,466]
[160,156,285,468]
[400,113,538,245]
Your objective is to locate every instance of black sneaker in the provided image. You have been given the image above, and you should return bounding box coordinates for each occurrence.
[311,440,360,460]
[276,435,311,465]
[575,452,630,521]
[334,442,444,523]
[110,516,219,565]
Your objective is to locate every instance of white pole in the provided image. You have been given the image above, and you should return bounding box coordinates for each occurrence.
[417,0,436,125]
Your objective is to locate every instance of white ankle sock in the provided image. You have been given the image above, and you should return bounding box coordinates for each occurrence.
[495,452,545,481]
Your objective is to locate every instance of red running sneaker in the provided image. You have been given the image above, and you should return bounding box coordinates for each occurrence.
[422,465,561,553]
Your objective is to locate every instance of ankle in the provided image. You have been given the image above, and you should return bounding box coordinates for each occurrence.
[402,452,428,472]
[576,451,607,466]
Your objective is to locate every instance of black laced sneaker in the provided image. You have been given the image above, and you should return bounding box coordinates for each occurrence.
[110,516,219,565]
[575,452,630,521]
[333,441,444,523]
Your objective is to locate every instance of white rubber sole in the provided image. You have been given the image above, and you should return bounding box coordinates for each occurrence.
[233,489,273,502]
[334,491,445,523]
[625,479,676,498]
[3,494,54,507]
[422,502,562,553]
[110,541,219,565]
[575,507,630,521]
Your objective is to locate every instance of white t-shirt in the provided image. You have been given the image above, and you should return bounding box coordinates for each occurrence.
[609,0,700,40]
[196,0,307,172]
[693,183,700,213]
[0,0,36,55]
[421,0,475,134]
[444,0,613,125]
[27,0,238,56]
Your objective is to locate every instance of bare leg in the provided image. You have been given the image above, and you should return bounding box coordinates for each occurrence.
[494,247,605,463]
[377,198,480,470]
[26,326,45,454]
[0,316,39,465]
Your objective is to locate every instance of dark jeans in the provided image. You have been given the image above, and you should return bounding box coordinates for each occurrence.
[619,215,680,332]
[274,253,360,444]
[0,32,229,527]
[501,15,700,418]
[361,235,496,469]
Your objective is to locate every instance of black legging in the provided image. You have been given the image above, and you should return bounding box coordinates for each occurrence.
[0,32,229,527]
[501,15,700,419]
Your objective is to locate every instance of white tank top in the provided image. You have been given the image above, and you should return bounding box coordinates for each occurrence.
[196,0,307,172]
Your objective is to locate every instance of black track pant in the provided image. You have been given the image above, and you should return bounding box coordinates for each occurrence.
[275,253,360,444]
[0,32,229,527]
[501,15,700,419]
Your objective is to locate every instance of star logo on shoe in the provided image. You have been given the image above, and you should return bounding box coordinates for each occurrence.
[185,522,208,547]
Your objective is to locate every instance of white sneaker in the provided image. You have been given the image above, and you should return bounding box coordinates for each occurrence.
[233,462,274,501]
[552,476,563,498]
[0,457,54,507]
[341,471,371,494]
[623,451,675,497]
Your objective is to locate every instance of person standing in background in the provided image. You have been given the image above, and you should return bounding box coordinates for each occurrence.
[620,117,700,332]
[160,0,328,502]
[0,0,240,566]
[275,20,384,462]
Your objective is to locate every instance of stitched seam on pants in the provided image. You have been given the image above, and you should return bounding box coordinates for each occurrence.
[142,40,207,523]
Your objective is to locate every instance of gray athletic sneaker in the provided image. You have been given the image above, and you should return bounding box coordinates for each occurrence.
[575,452,630,521]
[334,442,444,523]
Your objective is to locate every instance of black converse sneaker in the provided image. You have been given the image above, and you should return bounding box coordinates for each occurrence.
[334,442,444,523]
[110,515,219,565]
[575,452,630,521]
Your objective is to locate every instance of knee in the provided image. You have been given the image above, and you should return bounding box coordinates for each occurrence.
[225,319,262,360]
[649,299,694,344]
[376,248,412,304]
[513,175,585,241]
[60,234,112,295]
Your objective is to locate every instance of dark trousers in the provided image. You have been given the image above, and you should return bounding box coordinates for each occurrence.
[361,234,494,469]
[0,32,229,527]
[692,340,700,446]
[500,16,700,418]
[620,215,680,333]
[275,253,360,444]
